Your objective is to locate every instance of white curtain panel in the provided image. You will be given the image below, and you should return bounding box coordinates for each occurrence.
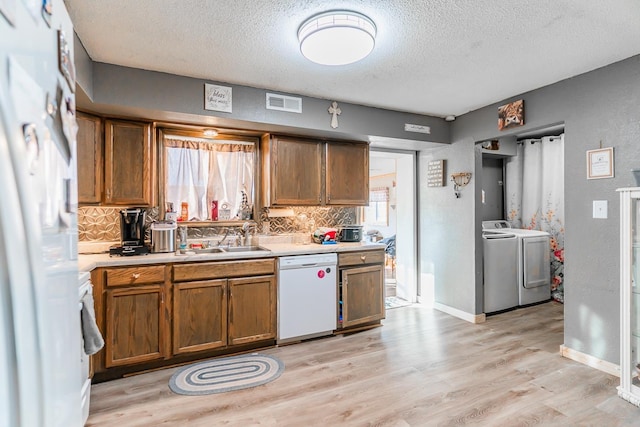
[505,134,565,302]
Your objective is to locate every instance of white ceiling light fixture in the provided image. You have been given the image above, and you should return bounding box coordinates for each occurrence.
[298,10,376,66]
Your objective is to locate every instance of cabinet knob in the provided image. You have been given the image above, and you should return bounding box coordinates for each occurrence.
[360,255,366,262]
[132,273,140,279]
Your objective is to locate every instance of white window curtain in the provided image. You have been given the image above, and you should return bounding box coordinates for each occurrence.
[505,133,565,302]
[165,137,254,221]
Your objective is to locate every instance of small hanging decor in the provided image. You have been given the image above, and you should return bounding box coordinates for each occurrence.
[497,99,524,131]
[328,101,341,129]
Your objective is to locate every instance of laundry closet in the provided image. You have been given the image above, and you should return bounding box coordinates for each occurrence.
[479,126,565,314]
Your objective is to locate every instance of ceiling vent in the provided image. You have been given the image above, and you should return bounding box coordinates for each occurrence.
[266,93,302,113]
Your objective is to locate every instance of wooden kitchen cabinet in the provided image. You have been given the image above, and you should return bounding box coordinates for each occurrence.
[338,249,385,329]
[228,275,276,345]
[104,119,155,206]
[173,279,227,354]
[76,112,103,204]
[326,142,369,205]
[172,258,276,356]
[101,265,169,368]
[261,134,369,207]
[261,134,323,206]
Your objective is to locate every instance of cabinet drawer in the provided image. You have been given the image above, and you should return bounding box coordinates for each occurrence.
[104,266,165,287]
[338,250,385,267]
[173,258,276,282]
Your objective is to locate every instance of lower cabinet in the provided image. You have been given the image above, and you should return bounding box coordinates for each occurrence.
[228,276,276,345]
[338,250,386,329]
[172,279,227,354]
[172,274,276,355]
[96,265,168,369]
[171,258,276,356]
[92,258,276,379]
[105,284,168,367]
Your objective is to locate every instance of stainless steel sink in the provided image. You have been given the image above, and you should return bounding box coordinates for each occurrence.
[176,247,226,255]
[222,246,270,253]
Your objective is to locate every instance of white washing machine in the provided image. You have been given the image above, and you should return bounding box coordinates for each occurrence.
[482,221,551,306]
[482,229,519,313]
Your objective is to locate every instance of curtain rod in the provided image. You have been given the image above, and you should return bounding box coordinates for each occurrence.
[164,135,254,146]
[516,135,563,144]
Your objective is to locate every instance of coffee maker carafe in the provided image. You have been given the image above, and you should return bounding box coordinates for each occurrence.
[109,208,150,256]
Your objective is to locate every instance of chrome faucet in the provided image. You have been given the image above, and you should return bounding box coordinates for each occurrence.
[216,227,231,247]
[242,222,256,246]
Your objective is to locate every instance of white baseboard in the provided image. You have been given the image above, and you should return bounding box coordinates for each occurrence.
[433,302,486,324]
[560,344,620,377]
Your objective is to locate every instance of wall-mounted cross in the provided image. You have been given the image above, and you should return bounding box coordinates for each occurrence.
[328,101,341,129]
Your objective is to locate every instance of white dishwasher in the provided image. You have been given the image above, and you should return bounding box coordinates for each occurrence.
[278,253,337,343]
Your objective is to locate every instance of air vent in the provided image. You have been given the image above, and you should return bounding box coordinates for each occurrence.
[266,93,302,113]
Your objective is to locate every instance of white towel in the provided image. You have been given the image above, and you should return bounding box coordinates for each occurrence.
[81,290,104,355]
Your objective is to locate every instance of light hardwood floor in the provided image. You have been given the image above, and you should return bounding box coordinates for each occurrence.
[87,301,640,426]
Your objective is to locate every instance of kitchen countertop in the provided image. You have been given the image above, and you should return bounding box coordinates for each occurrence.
[78,241,386,273]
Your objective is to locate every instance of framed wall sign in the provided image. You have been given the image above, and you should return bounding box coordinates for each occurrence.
[204,83,232,113]
[586,147,614,179]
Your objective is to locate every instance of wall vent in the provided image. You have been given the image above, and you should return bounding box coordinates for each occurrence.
[266,93,302,113]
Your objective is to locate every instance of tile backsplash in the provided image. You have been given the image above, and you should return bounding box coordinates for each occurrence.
[78,205,357,243]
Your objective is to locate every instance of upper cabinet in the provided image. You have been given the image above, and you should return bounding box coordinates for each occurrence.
[261,135,323,206]
[326,142,369,205]
[77,114,156,207]
[76,112,103,204]
[105,119,155,206]
[261,134,369,207]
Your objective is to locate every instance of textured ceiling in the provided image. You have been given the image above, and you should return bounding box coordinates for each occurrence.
[65,0,640,118]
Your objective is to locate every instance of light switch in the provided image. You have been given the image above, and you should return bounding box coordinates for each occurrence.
[593,200,608,219]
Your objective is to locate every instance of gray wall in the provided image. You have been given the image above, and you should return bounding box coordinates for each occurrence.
[78,63,450,147]
[421,54,640,364]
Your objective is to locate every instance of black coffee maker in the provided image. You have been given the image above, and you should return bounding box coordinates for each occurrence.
[109,208,150,256]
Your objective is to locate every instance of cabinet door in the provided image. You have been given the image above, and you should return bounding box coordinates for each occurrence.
[105,284,167,367]
[76,112,103,204]
[341,265,385,328]
[173,279,227,355]
[228,275,276,345]
[270,136,323,205]
[104,119,154,205]
[326,142,369,205]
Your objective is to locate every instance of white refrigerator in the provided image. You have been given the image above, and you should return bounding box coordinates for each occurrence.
[0,0,82,426]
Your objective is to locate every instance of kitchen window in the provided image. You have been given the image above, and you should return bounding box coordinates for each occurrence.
[159,129,257,222]
[364,187,389,226]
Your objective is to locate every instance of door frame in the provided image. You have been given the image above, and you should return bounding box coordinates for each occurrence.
[366,149,418,303]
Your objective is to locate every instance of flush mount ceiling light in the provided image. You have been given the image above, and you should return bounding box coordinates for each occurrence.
[298,10,376,66]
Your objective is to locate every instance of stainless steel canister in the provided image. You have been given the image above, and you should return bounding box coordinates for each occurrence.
[150,221,177,253]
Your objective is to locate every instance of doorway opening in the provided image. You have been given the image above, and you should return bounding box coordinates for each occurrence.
[363,150,417,305]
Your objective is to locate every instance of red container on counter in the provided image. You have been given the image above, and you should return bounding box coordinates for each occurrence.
[210,200,218,221]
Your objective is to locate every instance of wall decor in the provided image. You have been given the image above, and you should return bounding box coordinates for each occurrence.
[587,147,614,179]
[41,0,51,27]
[450,172,471,198]
[497,99,524,131]
[57,30,75,93]
[204,83,232,113]
[328,101,341,129]
[427,159,445,187]
[481,140,500,150]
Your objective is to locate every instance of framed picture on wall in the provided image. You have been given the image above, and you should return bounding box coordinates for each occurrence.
[586,147,614,179]
[497,99,524,131]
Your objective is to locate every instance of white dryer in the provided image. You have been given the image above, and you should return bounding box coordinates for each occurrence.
[482,221,551,306]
